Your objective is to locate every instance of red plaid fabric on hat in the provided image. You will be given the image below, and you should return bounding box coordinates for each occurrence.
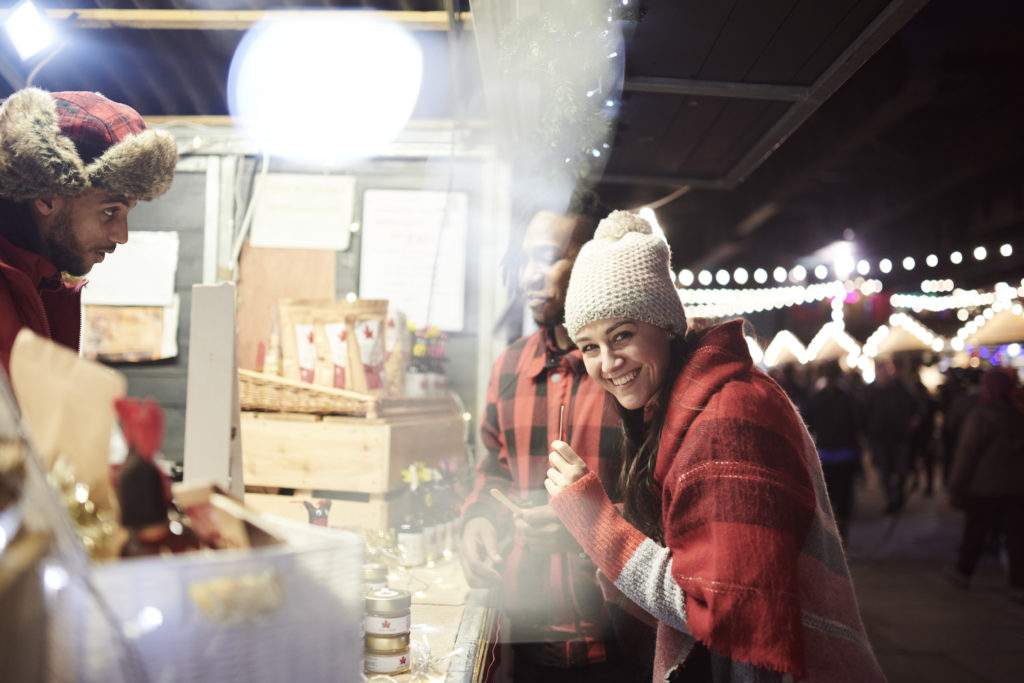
[51,91,148,164]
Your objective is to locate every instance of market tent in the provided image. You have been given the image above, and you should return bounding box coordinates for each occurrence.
[865,312,943,358]
[805,323,862,368]
[869,327,930,357]
[967,308,1024,346]
[763,330,807,367]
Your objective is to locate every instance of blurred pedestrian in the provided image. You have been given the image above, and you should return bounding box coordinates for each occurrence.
[946,369,1024,603]
[805,360,863,545]
[864,358,921,514]
[907,360,939,497]
[939,368,981,488]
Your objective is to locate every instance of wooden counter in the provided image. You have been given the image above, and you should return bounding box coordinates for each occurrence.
[372,557,496,682]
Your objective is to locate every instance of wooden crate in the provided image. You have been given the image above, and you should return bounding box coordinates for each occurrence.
[244,490,409,530]
[241,397,465,531]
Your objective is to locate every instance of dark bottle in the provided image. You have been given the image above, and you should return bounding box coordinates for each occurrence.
[118,449,200,557]
[115,397,200,558]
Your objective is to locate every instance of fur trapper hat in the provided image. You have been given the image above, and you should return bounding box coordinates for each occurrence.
[0,88,177,202]
[565,210,686,342]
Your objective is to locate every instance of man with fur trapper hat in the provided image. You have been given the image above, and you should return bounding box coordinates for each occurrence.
[0,88,177,374]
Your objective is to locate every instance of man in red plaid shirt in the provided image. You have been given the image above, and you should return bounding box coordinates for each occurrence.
[0,88,177,374]
[460,190,653,681]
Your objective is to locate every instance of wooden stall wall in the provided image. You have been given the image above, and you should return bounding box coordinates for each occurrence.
[110,170,207,464]
[104,147,501,467]
[234,156,485,449]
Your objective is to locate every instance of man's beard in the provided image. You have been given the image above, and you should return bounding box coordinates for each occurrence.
[533,308,565,329]
[43,207,89,276]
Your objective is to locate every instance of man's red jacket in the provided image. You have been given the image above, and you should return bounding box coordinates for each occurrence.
[0,232,81,376]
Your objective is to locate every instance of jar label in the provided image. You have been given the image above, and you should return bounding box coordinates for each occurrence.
[365,612,411,635]
[364,650,411,675]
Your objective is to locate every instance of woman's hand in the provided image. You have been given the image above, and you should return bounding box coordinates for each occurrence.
[545,440,590,497]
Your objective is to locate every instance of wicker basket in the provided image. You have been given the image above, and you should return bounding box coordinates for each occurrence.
[239,369,462,420]
[238,369,376,417]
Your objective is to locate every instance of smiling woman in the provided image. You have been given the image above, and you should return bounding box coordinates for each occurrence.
[544,210,886,682]
[575,318,671,411]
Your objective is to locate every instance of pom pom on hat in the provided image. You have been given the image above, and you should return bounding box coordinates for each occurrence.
[594,209,652,240]
[564,210,686,342]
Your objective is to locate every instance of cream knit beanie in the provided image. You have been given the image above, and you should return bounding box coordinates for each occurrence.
[564,210,686,342]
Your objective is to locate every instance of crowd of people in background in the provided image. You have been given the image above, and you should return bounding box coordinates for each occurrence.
[772,356,1024,603]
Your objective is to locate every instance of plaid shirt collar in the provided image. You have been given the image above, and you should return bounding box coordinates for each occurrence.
[524,325,586,380]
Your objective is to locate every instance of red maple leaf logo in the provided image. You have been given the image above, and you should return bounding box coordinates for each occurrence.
[306,330,314,344]
[363,325,374,339]
[400,656,407,665]
[388,318,396,328]
[338,329,347,342]
[381,618,390,629]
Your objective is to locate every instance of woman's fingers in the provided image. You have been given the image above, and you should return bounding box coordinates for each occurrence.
[547,441,589,494]
[550,440,584,465]
[546,466,565,487]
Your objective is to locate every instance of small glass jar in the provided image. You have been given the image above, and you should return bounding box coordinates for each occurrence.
[364,633,411,675]
[364,587,412,636]
[362,562,388,591]
[396,519,426,567]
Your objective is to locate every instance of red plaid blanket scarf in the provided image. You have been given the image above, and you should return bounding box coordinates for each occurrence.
[552,320,885,681]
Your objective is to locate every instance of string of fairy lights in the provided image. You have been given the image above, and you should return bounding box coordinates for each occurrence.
[671,237,1024,374]
[675,240,1016,292]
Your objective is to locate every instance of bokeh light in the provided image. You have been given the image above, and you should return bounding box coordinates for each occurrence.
[228,14,423,164]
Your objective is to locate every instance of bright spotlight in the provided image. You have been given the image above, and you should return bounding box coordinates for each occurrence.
[926,254,938,267]
[879,258,892,274]
[228,14,423,164]
[697,270,713,286]
[857,259,870,275]
[4,1,55,60]
[678,269,694,287]
[772,267,787,283]
[1000,243,1013,257]
[790,265,806,282]
[733,268,748,285]
[832,241,855,278]
[715,269,730,286]
[814,264,828,280]
[753,268,768,284]
[902,256,915,271]
[973,246,987,261]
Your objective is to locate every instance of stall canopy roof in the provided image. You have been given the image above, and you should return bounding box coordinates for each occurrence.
[2,0,1022,299]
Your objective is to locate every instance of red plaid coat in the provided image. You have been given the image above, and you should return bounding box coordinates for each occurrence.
[462,326,627,667]
[552,321,885,682]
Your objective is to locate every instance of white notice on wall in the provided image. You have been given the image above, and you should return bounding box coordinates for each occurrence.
[359,189,468,331]
[250,173,355,251]
[81,230,178,306]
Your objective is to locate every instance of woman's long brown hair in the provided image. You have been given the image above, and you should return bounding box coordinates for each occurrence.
[610,315,716,544]
[615,326,704,545]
